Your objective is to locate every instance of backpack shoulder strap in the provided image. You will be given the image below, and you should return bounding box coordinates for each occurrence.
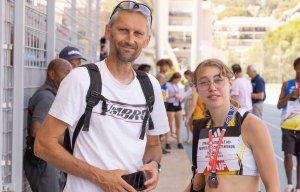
[135,70,155,140]
[192,117,209,172]
[63,63,104,155]
[28,87,56,115]
[82,63,106,131]
[190,117,209,192]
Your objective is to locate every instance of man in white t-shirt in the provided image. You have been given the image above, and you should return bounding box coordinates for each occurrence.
[34,1,169,192]
[230,64,253,111]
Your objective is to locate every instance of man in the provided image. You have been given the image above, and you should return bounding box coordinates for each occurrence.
[138,64,151,73]
[277,57,300,192]
[34,1,169,192]
[231,64,253,111]
[59,46,87,68]
[246,64,266,119]
[24,59,72,192]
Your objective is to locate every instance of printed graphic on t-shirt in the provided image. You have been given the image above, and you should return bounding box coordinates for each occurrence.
[281,98,300,130]
[92,100,148,124]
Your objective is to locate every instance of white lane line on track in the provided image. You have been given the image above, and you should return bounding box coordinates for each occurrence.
[275,154,297,171]
[263,120,280,130]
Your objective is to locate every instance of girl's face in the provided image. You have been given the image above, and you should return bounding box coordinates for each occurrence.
[184,74,192,82]
[172,78,181,84]
[195,66,232,109]
[161,64,170,73]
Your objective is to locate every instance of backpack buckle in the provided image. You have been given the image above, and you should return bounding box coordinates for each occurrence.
[148,96,154,102]
[87,100,95,108]
[91,91,101,99]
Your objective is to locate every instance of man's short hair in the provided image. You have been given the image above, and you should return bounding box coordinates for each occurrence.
[249,64,259,73]
[231,64,242,74]
[293,57,300,68]
[138,64,151,71]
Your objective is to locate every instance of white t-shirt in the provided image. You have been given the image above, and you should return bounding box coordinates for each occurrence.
[49,61,169,192]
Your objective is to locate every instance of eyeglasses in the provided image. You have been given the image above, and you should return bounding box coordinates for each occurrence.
[110,1,152,28]
[196,77,226,91]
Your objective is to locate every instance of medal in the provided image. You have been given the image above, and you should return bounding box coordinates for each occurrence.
[207,176,219,188]
[207,105,234,189]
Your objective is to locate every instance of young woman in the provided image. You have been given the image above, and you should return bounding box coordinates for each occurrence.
[183,69,194,144]
[184,86,206,131]
[156,59,173,154]
[184,59,280,192]
[166,72,184,149]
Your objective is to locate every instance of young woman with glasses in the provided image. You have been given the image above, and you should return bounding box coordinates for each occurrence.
[185,59,280,192]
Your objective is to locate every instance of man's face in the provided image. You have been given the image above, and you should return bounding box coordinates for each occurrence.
[142,67,150,73]
[105,11,151,63]
[246,66,253,78]
[68,58,81,68]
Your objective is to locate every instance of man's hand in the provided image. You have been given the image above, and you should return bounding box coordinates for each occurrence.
[185,118,190,129]
[138,162,159,192]
[97,169,136,192]
[291,88,300,98]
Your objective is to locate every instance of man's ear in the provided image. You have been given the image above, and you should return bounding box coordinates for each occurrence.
[105,24,110,41]
[48,70,55,80]
[143,35,151,48]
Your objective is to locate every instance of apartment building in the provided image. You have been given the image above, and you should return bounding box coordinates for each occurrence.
[168,0,214,67]
[214,16,279,50]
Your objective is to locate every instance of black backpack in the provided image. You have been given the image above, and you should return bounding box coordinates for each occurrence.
[63,63,155,155]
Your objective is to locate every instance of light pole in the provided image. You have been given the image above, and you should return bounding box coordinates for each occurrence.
[235,48,246,69]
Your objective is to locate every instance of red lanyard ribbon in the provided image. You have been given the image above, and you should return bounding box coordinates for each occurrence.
[208,105,234,177]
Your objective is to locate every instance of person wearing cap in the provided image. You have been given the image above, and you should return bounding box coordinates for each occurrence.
[59,46,87,68]
[34,1,169,192]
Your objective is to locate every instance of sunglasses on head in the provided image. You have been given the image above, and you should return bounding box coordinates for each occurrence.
[110,1,152,28]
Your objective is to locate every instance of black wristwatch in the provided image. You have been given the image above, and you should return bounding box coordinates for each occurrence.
[146,159,162,173]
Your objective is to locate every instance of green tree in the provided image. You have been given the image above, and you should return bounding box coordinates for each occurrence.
[218,7,253,20]
[212,0,260,7]
[263,18,300,83]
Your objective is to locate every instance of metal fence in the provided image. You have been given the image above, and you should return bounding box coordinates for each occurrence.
[0,0,100,191]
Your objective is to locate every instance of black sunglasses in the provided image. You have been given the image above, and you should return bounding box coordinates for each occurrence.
[109,1,152,28]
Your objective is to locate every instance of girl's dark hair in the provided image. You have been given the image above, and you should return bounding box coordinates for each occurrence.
[293,57,300,68]
[168,72,181,82]
[156,59,173,67]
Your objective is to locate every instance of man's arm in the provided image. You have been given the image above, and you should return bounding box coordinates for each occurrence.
[138,135,162,191]
[251,78,265,100]
[35,114,135,192]
[277,81,300,109]
[251,92,264,100]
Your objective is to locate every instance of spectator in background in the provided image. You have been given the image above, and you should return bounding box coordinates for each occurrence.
[132,63,140,70]
[246,64,266,119]
[156,59,173,153]
[231,64,253,111]
[138,64,151,73]
[166,72,184,149]
[277,57,300,192]
[182,69,194,144]
[59,46,87,68]
[100,37,108,61]
[24,59,72,192]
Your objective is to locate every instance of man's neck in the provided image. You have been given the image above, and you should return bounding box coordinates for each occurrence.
[235,73,242,78]
[105,55,134,85]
